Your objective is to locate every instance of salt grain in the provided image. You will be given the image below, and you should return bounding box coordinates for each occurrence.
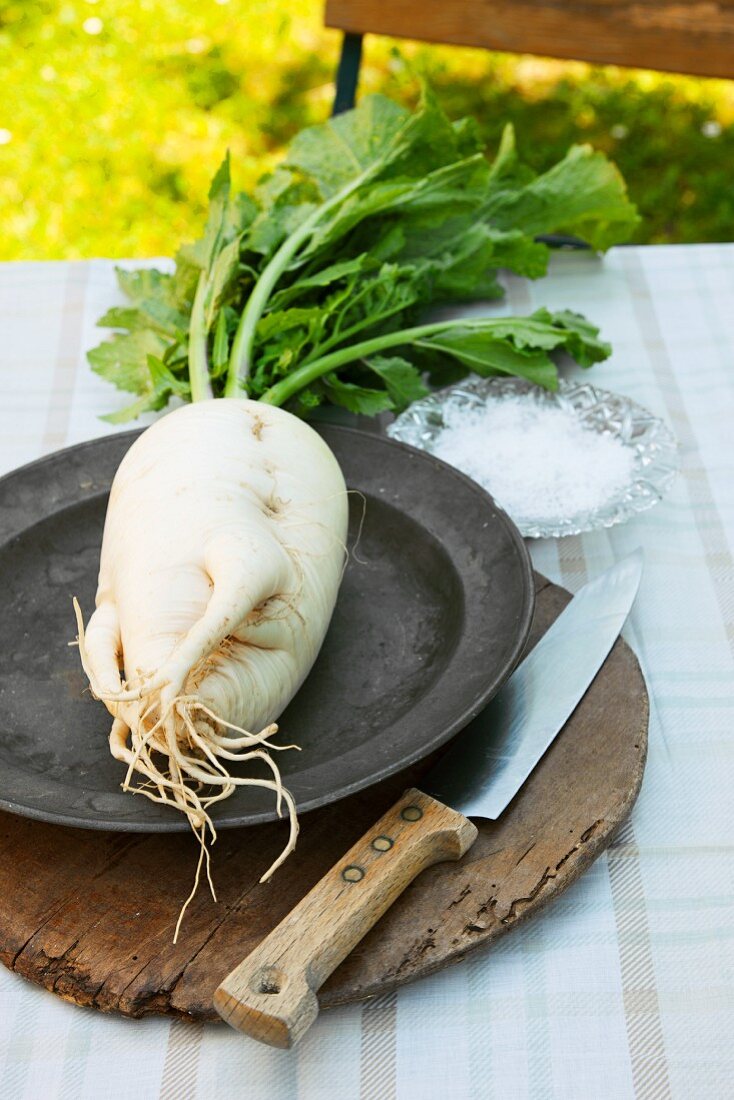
[432,394,634,522]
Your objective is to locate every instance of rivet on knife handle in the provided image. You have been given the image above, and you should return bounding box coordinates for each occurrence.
[213,788,478,1048]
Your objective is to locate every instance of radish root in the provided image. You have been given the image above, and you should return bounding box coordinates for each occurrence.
[78,602,299,943]
[71,401,348,942]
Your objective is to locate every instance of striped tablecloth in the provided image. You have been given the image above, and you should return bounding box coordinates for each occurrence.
[1,245,733,1099]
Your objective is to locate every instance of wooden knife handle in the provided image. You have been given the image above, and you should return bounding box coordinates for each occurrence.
[213,788,478,1048]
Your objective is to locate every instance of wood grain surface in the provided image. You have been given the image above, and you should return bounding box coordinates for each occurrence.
[326,0,734,79]
[0,573,648,1021]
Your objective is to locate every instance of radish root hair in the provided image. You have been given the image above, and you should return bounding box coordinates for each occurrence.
[76,601,299,943]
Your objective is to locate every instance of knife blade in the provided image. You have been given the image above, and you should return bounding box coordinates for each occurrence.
[214,551,643,1048]
[423,548,644,819]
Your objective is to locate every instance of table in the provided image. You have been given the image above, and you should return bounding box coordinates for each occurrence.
[1,245,733,1099]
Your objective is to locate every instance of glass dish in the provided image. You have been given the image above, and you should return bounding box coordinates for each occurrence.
[387,377,679,538]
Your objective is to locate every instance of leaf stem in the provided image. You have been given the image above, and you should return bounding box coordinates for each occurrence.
[223,170,374,398]
[259,320,462,407]
[224,215,319,397]
[188,271,214,403]
[297,285,413,367]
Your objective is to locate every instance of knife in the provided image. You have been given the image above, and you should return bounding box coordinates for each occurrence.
[213,550,643,1048]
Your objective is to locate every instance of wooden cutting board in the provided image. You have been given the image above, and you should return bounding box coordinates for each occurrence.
[0,572,647,1020]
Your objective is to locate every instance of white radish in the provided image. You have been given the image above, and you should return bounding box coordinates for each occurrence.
[75,398,347,930]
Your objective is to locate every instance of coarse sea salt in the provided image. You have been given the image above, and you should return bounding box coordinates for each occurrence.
[432,393,635,522]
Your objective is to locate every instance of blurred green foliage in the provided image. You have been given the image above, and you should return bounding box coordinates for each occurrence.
[1,0,732,259]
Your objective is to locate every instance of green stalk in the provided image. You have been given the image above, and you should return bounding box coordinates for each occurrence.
[188,271,214,403]
[223,214,319,397]
[223,171,375,399]
[296,292,415,367]
[259,320,470,407]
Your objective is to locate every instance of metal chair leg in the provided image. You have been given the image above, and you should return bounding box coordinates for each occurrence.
[332,32,363,115]
[536,233,591,250]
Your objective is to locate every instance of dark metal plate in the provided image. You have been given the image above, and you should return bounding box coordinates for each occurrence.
[0,425,533,831]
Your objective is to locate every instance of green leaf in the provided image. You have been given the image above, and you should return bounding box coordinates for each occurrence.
[212,309,230,376]
[543,309,612,365]
[171,241,207,303]
[409,229,506,301]
[87,329,167,394]
[98,299,188,338]
[487,124,534,189]
[322,374,395,415]
[245,168,321,257]
[202,153,232,267]
[301,154,491,267]
[485,310,609,357]
[482,229,549,281]
[204,235,242,328]
[254,166,303,206]
[115,266,173,307]
[285,85,482,200]
[414,309,610,390]
[100,391,170,424]
[233,192,258,231]
[290,386,325,416]
[194,153,255,274]
[147,354,191,398]
[485,143,640,251]
[95,306,146,331]
[417,329,559,389]
[100,353,190,422]
[285,94,412,197]
[268,254,374,310]
[255,307,324,342]
[365,355,428,410]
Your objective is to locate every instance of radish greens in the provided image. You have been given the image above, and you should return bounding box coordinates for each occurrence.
[89,89,638,421]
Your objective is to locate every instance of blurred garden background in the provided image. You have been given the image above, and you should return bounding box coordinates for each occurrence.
[2,0,733,260]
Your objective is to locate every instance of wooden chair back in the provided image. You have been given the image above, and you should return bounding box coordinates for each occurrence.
[325,0,734,80]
